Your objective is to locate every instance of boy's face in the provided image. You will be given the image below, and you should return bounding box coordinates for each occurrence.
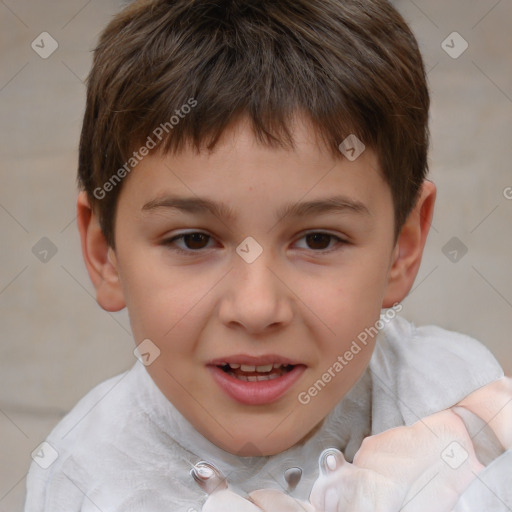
[110,117,398,456]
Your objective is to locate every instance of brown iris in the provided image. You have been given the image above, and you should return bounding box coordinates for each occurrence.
[305,233,332,250]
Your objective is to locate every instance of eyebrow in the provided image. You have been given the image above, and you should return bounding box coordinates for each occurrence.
[141,194,370,221]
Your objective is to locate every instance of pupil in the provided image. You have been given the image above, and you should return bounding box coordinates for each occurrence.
[185,233,209,249]
[306,233,330,250]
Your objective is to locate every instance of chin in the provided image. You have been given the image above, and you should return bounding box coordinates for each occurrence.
[217,409,328,456]
[218,428,305,457]
[201,429,290,457]
[233,440,292,457]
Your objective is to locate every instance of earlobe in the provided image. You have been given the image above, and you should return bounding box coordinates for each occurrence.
[382,180,436,308]
[76,191,126,312]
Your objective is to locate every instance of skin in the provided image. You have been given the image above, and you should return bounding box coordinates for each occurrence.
[197,378,512,511]
[309,410,486,512]
[77,115,436,457]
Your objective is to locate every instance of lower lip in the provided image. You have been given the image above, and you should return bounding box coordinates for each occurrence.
[208,365,306,405]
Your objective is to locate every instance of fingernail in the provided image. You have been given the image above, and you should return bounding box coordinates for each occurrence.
[319,448,344,474]
[190,461,228,494]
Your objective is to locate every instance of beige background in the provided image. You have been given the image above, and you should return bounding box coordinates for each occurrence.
[1,0,511,510]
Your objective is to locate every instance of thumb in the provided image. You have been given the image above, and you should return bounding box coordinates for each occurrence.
[319,448,346,475]
[202,489,263,512]
[249,489,315,512]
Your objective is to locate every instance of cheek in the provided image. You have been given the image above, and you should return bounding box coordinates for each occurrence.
[304,254,390,377]
[117,255,201,345]
[318,258,389,331]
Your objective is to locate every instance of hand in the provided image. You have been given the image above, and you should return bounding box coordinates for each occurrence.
[192,460,314,512]
[201,488,314,512]
[310,409,485,512]
[457,376,512,450]
[309,449,404,512]
[249,489,315,512]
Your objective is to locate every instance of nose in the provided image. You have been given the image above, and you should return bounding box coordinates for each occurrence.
[218,250,293,335]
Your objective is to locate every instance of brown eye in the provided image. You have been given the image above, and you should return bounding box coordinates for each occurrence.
[182,233,210,249]
[305,233,333,250]
[295,232,347,253]
[163,232,214,254]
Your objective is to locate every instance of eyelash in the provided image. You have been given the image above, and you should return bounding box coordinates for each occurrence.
[161,231,348,255]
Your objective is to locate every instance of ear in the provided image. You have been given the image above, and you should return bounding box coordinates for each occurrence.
[76,191,126,312]
[382,180,436,307]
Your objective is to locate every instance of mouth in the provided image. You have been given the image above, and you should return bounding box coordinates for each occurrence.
[216,362,296,382]
[207,356,306,405]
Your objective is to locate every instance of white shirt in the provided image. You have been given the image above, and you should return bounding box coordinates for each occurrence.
[24,315,511,511]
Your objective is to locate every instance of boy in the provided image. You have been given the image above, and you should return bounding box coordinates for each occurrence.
[24,0,512,510]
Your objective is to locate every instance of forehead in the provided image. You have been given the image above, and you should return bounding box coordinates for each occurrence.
[118,117,392,227]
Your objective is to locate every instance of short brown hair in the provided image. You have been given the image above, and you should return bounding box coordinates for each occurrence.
[78,0,430,247]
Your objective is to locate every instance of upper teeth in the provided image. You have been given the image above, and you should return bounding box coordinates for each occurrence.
[225,363,287,372]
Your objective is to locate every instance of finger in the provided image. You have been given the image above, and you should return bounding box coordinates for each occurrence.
[318,448,346,476]
[191,461,228,495]
[249,489,315,512]
[310,449,348,511]
[457,377,512,450]
[324,487,341,512]
[202,489,263,512]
